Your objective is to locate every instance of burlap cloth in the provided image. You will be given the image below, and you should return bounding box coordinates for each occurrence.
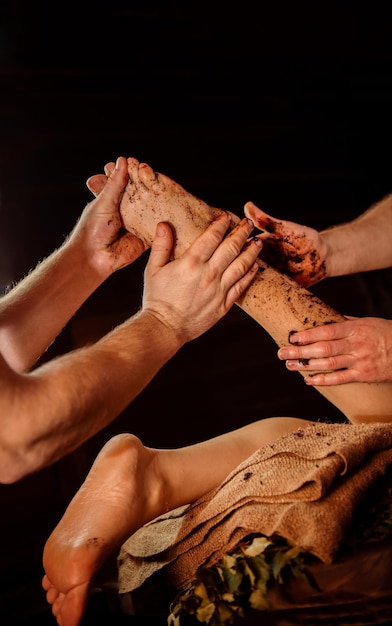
[118,421,392,595]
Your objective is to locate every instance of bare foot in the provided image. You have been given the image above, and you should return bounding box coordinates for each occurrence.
[120,157,240,258]
[119,158,342,347]
[42,434,163,626]
[41,419,313,626]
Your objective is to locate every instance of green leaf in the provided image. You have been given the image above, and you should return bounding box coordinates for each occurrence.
[271,545,304,583]
[243,536,272,557]
[196,600,216,623]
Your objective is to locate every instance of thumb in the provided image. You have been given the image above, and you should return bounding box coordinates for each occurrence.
[244,202,281,235]
[146,222,174,274]
[87,157,129,200]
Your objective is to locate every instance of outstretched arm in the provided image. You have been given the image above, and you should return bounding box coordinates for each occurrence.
[0,157,147,372]
[244,196,392,385]
[0,214,260,483]
[319,193,392,278]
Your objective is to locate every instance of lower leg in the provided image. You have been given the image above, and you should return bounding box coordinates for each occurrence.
[42,417,308,626]
[121,158,392,424]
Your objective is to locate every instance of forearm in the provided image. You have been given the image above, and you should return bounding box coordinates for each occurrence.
[0,311,181,483]
[0,238,110,372]
[322,193,392,278]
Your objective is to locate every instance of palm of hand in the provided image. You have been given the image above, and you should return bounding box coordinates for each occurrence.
[71,199,148,275]
[245,202,326,286]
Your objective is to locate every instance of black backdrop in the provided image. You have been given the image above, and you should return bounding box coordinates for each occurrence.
[0,3,392,624]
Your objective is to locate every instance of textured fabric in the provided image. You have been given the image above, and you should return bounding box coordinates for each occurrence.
[118,421,392,593]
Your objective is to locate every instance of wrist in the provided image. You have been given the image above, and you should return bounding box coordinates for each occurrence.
[62,235,112,286]
[318,230,335,278]
[99,309,184,375]
[133,309,185,353]
[319,226,353,279]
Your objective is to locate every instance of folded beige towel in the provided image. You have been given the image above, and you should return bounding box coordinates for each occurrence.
[118,421,392,594]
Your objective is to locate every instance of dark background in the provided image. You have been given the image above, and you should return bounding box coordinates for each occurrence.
[0,2,392,624]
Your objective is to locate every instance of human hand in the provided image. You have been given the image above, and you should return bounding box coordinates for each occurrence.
[67,156,148,278]
[278,316,392,385]
[244,201,327,286]
[142,213,262,343]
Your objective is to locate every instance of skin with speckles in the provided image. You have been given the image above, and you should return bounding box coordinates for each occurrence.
[120,158,392,424]
[121,158,341,349]
[243,206,327,287]
[42,158,392,626]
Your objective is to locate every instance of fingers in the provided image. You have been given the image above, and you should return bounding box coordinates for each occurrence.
[279,347,357,386]
[187,214,262,285]
[278,330,353,377]
[210,217,259,270]
[244,202,280,234]
[223,248,260,307]
[285,353,348,372]
[284,322,345,348]
[279,339,348,361]
[303,369,359,386]
[182,214,263,296]
[278,322,354,368]
[146,222,175,273]
[204,215,262,307]
[276,316,389,385]
[187,212,233,262]
[183,213,255,266]
[104,161,116,177]
[86,174,107,197]
[86,161,116,196]
[147,215,259,278]
[86,157,128,199]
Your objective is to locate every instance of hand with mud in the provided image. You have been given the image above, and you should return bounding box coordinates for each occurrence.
[68,156,148,277]
[278,316,392,385]
[244,201,327,287]
[141,214,262,343]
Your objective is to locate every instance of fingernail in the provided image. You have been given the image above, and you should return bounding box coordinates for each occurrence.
[156,222,166,236]
[217,212,230,224]
[115,157,121,170]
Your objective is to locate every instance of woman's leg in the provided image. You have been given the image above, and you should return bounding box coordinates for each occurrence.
[120,158,392,424]
[42,417,308,626]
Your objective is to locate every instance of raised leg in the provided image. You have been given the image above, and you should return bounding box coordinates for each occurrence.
[120,158,392,424]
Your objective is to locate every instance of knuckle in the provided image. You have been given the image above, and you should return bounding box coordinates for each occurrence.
[318,341,334,357]
[326,356,339,370]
